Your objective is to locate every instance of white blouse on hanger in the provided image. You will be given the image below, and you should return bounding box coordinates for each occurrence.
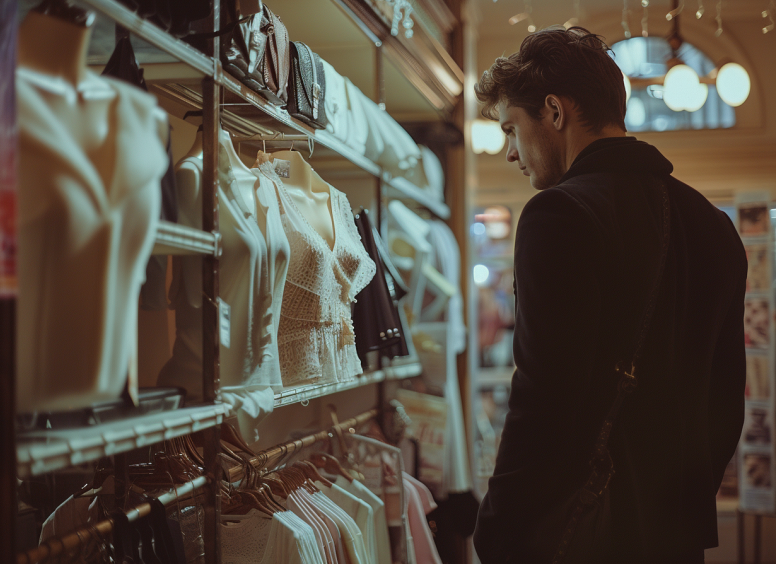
[254,162,375,386]
[158,131,289,438]
[16,67,167,412]
[333,476,391,564]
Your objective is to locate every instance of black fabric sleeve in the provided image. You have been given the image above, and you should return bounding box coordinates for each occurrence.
[708,232,747,492]
[474,188,602,563]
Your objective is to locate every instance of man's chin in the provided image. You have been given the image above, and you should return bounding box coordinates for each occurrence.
[530,174,561,191]
[530,176,548,191]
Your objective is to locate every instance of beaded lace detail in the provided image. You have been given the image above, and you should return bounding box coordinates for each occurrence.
[256,162,376,386]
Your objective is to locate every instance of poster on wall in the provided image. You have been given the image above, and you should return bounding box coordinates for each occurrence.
[736,191,776,514]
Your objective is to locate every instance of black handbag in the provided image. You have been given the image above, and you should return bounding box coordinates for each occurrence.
[352,209,405,365]
[550,180,671,563]
[286,41,328,129]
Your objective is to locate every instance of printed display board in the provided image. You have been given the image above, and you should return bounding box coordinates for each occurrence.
[736,192,776,514]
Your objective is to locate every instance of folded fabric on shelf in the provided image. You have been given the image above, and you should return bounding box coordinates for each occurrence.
[343,77,369,155]
[322,60,350,145]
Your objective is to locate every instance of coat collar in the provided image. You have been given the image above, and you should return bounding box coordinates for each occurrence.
[557,136,674,186]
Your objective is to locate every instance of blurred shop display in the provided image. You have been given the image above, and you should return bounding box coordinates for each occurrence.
[735,192,776,514]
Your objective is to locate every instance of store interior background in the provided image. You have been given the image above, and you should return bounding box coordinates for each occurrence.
[9,0,776,561]
[466,1,776,563]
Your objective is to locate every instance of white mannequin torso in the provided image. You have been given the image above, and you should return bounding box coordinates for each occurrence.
[16,9,168,411]
[18,12,115,174]
[264,150,336,249]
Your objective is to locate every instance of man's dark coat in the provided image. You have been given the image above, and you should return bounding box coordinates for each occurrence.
[473,138,747,563]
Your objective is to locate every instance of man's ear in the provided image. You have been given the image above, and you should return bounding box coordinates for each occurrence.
[544,95,565,131]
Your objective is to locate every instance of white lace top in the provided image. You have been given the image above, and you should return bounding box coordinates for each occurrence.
[254,162,376,387]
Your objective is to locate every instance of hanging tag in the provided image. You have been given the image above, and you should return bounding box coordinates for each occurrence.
[274,159,291,178]
[218,298,231,349]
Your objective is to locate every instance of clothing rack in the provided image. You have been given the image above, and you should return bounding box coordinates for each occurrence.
[7,0,464,559]
[226,408,379,482]
[17,475,209,564]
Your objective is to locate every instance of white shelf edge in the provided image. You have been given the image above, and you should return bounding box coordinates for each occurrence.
[384,361,424,380]
[476,366,515,388]
[273,370,387,408]
[17,403,230,478]
[152,221,218,256]
[271,360,423,408]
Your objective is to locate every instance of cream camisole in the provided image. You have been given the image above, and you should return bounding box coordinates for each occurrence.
[254,162,375,386]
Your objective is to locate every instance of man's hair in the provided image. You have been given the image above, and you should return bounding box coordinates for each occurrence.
[475,26,626,133]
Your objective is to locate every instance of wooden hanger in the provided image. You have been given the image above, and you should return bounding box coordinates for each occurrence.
[294,460,333,488]
[309,452,354,483]
[221,422,256,456]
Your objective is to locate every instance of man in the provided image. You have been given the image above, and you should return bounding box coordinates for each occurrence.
[473,27,746,563]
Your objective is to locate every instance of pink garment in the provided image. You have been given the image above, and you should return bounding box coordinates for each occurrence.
[404,479,442,564]
[403,474,437,515]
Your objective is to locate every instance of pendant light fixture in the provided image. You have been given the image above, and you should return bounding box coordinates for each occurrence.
[626,0,750,113]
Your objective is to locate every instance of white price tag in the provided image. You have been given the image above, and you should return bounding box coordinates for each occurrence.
[274,159,291,178]
[218,298,231,349]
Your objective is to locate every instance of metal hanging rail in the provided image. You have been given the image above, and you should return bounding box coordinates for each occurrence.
[152,221,221,256]
[226,408,379,482]
[17,475,210,564]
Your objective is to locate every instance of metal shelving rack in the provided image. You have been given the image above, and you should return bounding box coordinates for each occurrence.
[9,0,461,560]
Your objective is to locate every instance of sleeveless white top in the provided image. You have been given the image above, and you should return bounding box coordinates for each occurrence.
[16,68,167,412]
[158,136,289,426]
[254,162,376,387]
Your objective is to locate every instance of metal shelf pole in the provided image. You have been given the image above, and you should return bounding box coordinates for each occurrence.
[201,1,222,562]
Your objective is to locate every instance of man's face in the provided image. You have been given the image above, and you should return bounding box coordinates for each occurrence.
[498,102,563,191]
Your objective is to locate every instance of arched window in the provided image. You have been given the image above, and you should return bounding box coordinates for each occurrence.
[611,37,735,132]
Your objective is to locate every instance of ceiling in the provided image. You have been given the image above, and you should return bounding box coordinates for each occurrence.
[472,0,770,39]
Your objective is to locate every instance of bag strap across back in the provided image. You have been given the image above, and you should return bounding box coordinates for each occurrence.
[553,178,671,563]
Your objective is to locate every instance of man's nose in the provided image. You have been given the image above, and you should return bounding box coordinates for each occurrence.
[506,146,519,163]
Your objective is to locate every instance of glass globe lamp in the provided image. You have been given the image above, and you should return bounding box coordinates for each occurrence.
[716,62,751,107]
